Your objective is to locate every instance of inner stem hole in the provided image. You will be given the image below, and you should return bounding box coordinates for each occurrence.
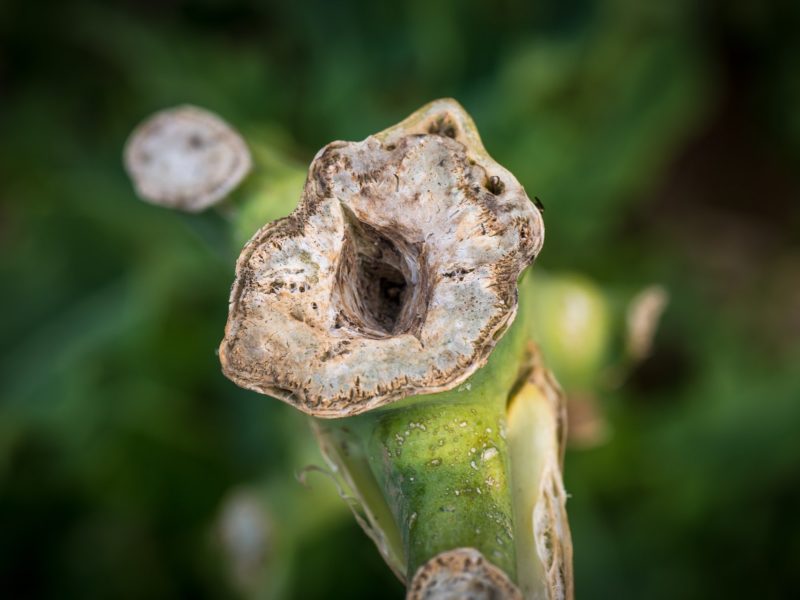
[334,206,425,337]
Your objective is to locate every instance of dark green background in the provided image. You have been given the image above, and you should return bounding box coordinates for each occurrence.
[2,0,799,598]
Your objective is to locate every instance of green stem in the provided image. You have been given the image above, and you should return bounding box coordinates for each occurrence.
[340,288,532,580]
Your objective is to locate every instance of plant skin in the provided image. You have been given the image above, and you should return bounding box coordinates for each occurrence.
[506,347,573,599]
[339,300,530,580]
[314,275,573,598]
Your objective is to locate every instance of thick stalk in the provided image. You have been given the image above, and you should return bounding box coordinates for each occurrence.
[211,99,570,598]
[329,282,530,580]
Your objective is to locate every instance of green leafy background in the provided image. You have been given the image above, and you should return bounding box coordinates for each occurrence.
[1,1,799,598]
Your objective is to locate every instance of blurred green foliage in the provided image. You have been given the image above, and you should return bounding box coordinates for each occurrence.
[1,0,799,598]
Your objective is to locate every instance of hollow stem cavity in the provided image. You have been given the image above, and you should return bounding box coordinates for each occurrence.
[333,205,428,338]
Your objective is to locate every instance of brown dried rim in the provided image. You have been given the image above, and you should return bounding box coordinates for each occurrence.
[407,547,522,600]
[220,99,544,417]
[124,105,252,212]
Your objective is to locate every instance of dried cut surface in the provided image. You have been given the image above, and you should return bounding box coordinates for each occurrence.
[220,99,544,417]
[124,105,251,212]
[407,547,522,600]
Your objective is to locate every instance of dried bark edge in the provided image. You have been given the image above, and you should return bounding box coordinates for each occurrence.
[220,99,544,417]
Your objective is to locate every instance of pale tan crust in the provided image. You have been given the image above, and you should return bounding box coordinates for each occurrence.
[124,105,252,212]
[219,99,544,417]
[406,548,523,600]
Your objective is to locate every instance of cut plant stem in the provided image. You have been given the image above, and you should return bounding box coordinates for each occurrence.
[313,276,573,599]
[341,301,531,580]
[215,99,570,598]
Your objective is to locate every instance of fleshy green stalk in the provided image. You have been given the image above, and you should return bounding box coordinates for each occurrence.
[311,275,573,599]
[344,304,530,579]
